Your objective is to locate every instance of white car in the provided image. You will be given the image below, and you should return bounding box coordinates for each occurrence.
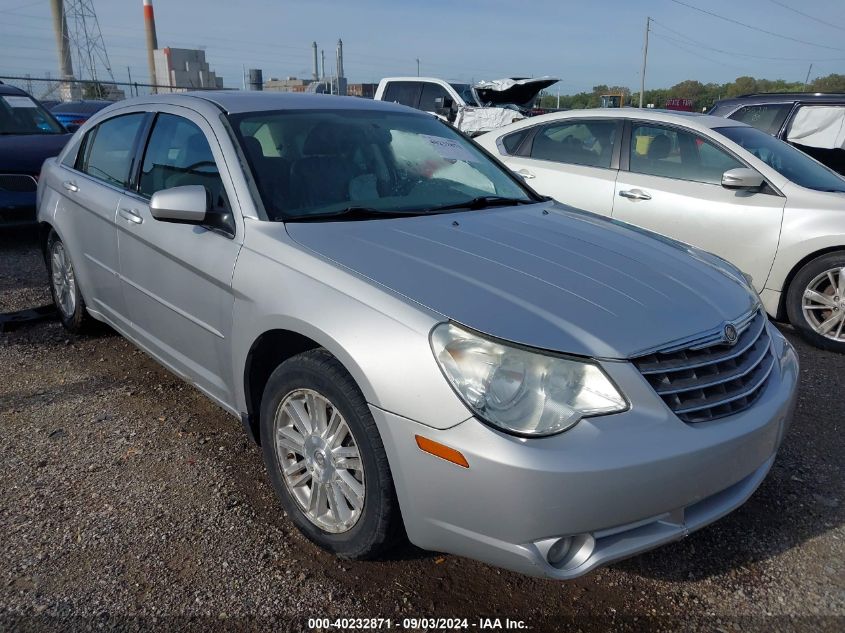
[374,76,557,135]
[477,109,845,353]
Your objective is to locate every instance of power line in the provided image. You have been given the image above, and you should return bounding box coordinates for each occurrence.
[651,19,845,62]
[668,0,845,52]
[649,33,746,70]
[766,0,845,33]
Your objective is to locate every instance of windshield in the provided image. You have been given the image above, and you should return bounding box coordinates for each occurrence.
[449,83,479,107]
[229,109,536,221]
[715,125,845,193]
[0,94,65,135]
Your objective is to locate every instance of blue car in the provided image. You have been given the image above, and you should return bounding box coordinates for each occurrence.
[49,100,112,129]
[0,82,70,226]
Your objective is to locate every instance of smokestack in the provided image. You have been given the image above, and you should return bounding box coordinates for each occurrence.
[336,38,344,79]
[321,50,325,80]
[311,41,319,81]
[49,0,77,99]
[143,0,159,93]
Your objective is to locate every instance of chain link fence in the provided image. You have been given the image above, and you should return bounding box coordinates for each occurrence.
[0,75,233,103]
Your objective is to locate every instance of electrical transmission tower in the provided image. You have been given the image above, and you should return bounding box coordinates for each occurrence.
[63,0,116,88]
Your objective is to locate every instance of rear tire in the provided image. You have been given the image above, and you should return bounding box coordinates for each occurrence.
[45,230,94,334]
[785,251,845,353]
[259,348,402,559]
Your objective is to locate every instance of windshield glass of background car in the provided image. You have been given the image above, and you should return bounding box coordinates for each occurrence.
[0,95,65,135]
[229,109,534,220]
[728,104,792,135]
[449,83,479,107]
[716,125,845,192]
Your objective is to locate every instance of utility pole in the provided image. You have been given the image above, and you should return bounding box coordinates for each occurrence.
[639,16,650,108]
[126,66,132,96]
[803,63,813,91]
[416,58,420,77]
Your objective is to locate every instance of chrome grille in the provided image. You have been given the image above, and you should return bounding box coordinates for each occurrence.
[633,310,774,423]
[0,174,37,193]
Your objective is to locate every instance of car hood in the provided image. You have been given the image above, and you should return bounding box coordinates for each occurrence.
[0,133,70,175]
[473,77,559,109]
[285,203,758,359]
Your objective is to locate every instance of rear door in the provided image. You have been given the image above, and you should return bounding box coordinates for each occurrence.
[116,107,243,406]
[495,118,620,215]
[612,121,785,291]
[52,111,148,324]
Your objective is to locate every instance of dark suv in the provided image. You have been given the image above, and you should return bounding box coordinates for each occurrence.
[709,93,845,176]
[0,82,70,226]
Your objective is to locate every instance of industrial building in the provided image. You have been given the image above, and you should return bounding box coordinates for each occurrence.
[153,47,224,92]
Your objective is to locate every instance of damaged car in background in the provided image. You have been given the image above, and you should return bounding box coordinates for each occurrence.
[37,91,797,579]
[375,76,557,135]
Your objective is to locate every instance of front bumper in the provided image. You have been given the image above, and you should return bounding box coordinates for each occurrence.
[0,191,37,226]
[373,323,798,579]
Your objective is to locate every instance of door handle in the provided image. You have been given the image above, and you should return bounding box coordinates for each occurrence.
[618,189,652,201]
[515,169,535,180]
[118,207,143,225]
[62,181,78,192]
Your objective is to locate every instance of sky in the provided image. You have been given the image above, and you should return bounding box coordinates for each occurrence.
[1,0,844,94]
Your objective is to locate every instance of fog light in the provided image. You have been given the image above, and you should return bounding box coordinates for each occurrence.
[544,533,596,570]
[546,536,573,566]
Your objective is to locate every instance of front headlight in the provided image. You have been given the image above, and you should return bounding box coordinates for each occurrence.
[430,323,627,437]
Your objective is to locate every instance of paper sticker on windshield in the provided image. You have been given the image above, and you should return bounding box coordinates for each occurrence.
[420,134,476,162]
[3,96,38,109]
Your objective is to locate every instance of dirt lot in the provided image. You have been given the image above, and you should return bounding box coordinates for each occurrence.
[1,227,842,632]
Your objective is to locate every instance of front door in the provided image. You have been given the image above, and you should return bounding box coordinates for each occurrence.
[612,122,786,292]
[116,108,242,406]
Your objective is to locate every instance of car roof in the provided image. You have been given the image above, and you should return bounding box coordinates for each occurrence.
[110,91,423,116]
[0,83,28,97]
[714,93,845,107]
[50,100,113,113]
[491,107,747,134]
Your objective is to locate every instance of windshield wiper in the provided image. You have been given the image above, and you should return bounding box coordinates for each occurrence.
[425,196,537,213]
[284,206,423,222]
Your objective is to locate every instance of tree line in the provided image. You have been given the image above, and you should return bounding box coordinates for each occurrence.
[537,74,845,111]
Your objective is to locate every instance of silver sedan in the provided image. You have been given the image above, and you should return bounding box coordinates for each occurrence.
[36,92,798,578]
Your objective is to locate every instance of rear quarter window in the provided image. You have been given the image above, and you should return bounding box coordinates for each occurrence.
[728,104,793,136]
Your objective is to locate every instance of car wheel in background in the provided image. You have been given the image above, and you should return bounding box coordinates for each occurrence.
[259,348,402,559]
[46,229,94,334]
[786,251,845,353]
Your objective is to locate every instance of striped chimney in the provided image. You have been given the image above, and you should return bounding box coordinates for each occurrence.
[143,0,159,93]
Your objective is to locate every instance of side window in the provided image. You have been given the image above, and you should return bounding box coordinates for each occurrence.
[529,120,617,168]
[501,129,530,155]
[418,83,450,112]
[138,113,229,211]
[629,124,743,185]
[729,104,792,136]
[786,105,845,150]
[382,81,421,108]
[81,113,146,187]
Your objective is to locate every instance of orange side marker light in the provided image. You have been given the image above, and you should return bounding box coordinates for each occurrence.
[415,435,469,468]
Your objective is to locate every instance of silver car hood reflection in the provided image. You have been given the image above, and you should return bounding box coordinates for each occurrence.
[285,202,758,359]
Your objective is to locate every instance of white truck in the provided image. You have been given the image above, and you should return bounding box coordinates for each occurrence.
[374,76,558,135]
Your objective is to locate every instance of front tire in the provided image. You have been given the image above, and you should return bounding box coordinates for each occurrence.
[786,251,845,353]
[46,230,94,334]
[259,349,402,559]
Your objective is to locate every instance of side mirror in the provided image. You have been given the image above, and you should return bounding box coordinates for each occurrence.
[721,168,765,190]
[150,185,208,222]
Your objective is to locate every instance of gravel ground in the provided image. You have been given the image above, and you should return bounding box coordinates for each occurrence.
[1,227,843,632]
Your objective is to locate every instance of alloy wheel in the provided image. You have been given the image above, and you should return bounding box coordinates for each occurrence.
[51,240,76,319]
[802,267,845,342]
[273,389,365,533]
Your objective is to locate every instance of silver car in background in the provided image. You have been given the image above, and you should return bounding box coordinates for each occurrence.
[37,92,798,579]
[476,109,845,354]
